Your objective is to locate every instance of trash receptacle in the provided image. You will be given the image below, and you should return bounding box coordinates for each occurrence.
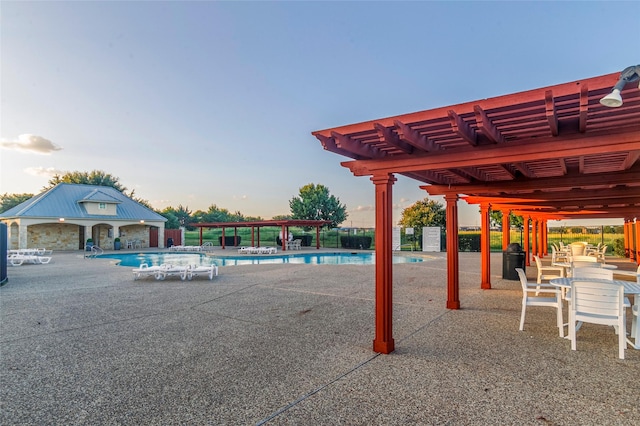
[503,243,525,280]
[167,237,174,248]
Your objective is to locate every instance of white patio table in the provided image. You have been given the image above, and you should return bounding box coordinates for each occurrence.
[550,277,640,349]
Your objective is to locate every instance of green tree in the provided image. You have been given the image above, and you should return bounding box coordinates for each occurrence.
[289,183,347,229]
[0,193,34,214]
[45,170,127,192]
[159,205,193,229]
[399,198,446,229]
[489,210,524,229]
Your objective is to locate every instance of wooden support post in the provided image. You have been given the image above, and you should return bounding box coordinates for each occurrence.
[523,216,531,267]
[502,210,510,251]
[445,194,460,309]
[371,173,396,354]
[531,219,538,258]
[624,220,630,258]
[481,204,491,289]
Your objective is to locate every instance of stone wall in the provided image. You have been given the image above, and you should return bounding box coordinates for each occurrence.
[28,223,79,251]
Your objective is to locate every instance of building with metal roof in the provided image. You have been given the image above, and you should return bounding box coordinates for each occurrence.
[1,183,167,250]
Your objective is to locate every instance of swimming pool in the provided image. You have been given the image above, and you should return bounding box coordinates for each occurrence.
[97,252,424,267]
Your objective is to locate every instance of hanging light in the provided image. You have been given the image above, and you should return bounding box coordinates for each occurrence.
[600,65,640,107]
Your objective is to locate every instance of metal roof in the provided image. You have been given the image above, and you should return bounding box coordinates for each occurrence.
[312,71,640,220]
[0,183,166,222]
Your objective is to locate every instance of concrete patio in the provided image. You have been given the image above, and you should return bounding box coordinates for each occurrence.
[1,250,638,425]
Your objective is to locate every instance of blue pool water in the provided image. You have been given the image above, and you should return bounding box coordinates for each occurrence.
[97,252,423,267]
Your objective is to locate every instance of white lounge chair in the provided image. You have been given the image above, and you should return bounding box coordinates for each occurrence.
[155,264,189,281]
[238,246,256,254]
[256,246,277,254]
[187,264,218,280]
[132,263,162,280]
[8,254,24,266]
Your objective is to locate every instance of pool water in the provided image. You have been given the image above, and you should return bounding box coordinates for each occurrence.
[97,252,423,267]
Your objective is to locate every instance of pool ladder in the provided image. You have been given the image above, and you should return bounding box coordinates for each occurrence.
[85,245,104,258]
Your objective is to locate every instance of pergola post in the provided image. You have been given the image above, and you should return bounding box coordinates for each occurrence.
[221,228,226,249]
[531,219,538,259]
[316,226,321,249]
[523,216,531,266]
[445,194,460,309]
[502,210,510,250]
[636,217,640,262]
[630,219,637,262]
[480,203,491,289]
[624,220,631,258]
[542,220,548,256]
[371,173,396,354]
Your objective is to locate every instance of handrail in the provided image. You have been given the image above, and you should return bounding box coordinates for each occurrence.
[85,245,104,258]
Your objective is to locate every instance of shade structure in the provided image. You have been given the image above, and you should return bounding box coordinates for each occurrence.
[312,70,639,354]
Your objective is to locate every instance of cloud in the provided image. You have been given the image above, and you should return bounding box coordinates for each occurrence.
[351,205,374,212]
[24,166,64,177]
[0,134,63,154]
[233,195,248,200]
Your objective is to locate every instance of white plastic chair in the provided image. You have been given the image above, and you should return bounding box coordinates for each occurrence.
[551,246,569,266]
[516,268,564,337]
[569,280,626,359]
[534,255,564,284]
[572,267,612,281]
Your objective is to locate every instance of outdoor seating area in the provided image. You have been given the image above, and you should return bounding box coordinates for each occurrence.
[531,255,640,358]
[287,239,302,250]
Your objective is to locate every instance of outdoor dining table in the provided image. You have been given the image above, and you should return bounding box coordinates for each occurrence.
[550,277,640,349]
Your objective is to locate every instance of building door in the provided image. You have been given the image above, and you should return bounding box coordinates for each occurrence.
[149,227,159,248]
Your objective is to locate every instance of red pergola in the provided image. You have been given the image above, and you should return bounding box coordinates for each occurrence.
[192,219,331,251]
[312,70,640,354]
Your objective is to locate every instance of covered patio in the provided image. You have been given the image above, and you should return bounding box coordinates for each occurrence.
[312,68,640,353]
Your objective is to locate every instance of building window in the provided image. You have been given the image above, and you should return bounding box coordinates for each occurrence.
[99,203,106,209]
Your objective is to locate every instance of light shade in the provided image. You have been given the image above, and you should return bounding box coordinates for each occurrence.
[600,89,623,107]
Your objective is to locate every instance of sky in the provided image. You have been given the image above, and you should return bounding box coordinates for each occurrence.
[1,1,638,228]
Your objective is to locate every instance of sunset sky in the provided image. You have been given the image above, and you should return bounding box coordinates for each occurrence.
[2,1,638,227]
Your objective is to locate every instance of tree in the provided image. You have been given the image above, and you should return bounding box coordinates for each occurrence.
[289,183,347,229]
[45,170,127,192]
[489,210,524,229]
[399,198,446,229]
[0,193,34,214]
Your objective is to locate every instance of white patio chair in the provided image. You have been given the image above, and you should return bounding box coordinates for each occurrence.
[569,280,626,359]
[516,268,564,337]
[551,246,569,266]
[569,243,586,257]
[572,267,612,281]
[533,255,564,285]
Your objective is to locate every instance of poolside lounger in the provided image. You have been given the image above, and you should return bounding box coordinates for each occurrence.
[132,263,162,280]
[238,247,256,254]
[187,264,218,280]
[155,264,189,281]
[8,255,24,266]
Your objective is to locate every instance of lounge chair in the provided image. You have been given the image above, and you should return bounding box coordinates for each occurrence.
[238,247,256,254]
[8,255,24,266]
[155,264,189,281]
[132,263,162,280]
[187,264,218,280]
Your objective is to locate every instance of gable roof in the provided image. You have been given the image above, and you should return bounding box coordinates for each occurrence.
[0,183,166,222]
